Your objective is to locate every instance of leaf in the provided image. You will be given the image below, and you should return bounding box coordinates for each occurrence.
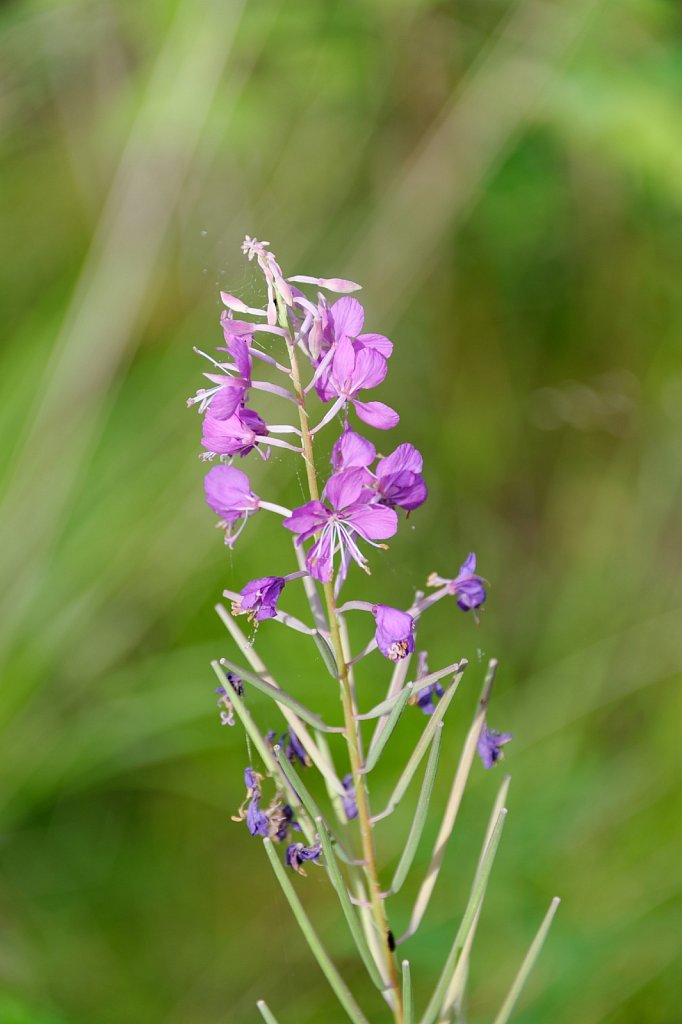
[361,683,413,773]
[492,897,561,1024]
[389,723,443,895]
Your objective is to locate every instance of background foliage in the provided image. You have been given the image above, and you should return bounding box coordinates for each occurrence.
[1,0,681,1021]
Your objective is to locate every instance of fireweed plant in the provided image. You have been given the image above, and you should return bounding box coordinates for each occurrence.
[190,238,559,1024]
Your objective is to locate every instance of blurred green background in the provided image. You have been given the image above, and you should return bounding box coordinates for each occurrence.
[1,0,681,1022]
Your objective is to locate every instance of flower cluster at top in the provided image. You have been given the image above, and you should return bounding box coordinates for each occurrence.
[190,238,510,863]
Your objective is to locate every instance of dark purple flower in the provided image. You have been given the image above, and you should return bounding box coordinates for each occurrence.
[477,724,513,769]
[374,443,427,512]
[372,604,416,662]
[410,650,444,714]
[265,729,311,769]
[283,470,397,582]
[204,465,260,547]
[341,774,358,820]
[243,766,261,794]
[246,794,270,836]
[285,729,310,768]
[428,553,488,619]
[233,576,286,621]
[201,406,269,458]
[286,841,322,875]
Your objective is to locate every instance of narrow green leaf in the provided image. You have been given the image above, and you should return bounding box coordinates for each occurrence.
[357,662,461,721]
[314,730,349,815]
[362,683,413,773]
[317,819,387,991]
[492,897,561,1024]
[256,1000,281,1024]
[367,652,413,749]
[443,775,511,1011]
[372,666,465,823]
[220,655,342,734]
[313,630,340,678]
[420,808,508,1024]
[402,660,497,940]
[263,839,371,1024]
[389,723,443,894]
[402,961,414,1024]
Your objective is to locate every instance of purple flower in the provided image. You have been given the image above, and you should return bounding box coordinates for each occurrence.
[284,729,310,768]
[187,319,254,417]
[246,793,270,836]
[266,729,311,769]
[372,604,415,661]
[428,553,488,619]
[201,406,269,458]
[411,651,444,715]
[244,767,261,793]
[283,469,398,582]
[374,443,427,512]
[233,576,286,621]
[477,724,513,769]
[341,774,358,820]
[285,841,322,875]
[204,465,260,547]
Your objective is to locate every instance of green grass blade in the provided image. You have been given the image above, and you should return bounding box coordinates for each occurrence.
[317,819,387,991]
[220,655,342,733]
[492,897,561,1024]
[402,660,497,940]
[263,839,371,1024]
[402,960,414,1024]
[419,808,508,1024]
[372,665,465,823]
[443,775,511,1012]
[389,723,443,894]
[256,1000,281,1024]
[362,682,413,773]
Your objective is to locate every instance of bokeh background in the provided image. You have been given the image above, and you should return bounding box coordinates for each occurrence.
[1,0,681,1022]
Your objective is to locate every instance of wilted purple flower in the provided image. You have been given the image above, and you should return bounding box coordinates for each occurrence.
[428,553,488,619]
[204,465,260,547]
[374,443,427,512]
[372,604,415,661]
[477,724,513,769]
[266,729,311,769]
[286,841,322,875]
[269,803,302,843]
[215,671,244,726]
[244,767,261,794]
[233,576,286,621]
[201,406,269,459]
[284,729,310,768]
[246,793,270,836]
[410,651,444,715]
[283,470,397,582]
[341,774,358,820]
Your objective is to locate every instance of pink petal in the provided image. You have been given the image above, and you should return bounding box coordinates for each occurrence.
[324,468,368,511]
[288,275,362,294]
[349,347,387,394]
[357,333,393,359]
[209,380,246,419]
[330,297,365,339]
[332,429,376,471]
[345,503,398,541]
[282,501,329,543]
[331,336,357,393]
[306,531,335,582]
[376,443,423,477]
[353,400,400,430]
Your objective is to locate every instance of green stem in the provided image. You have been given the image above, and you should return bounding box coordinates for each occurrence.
[283,323,403,1023]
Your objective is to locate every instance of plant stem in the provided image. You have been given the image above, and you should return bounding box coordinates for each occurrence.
[283,326,403,1023]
